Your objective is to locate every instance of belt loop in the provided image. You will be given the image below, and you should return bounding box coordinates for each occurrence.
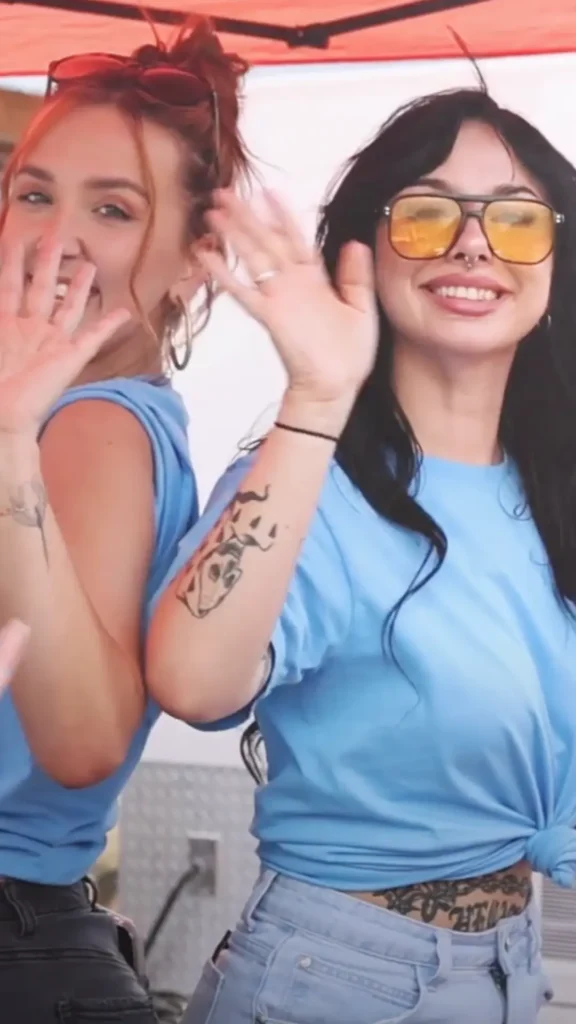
[3,881,36,938]
[430,927,452,988]
[526,901,540,974]
[497,921,514,977]
[83,876,99,910]
[241,869,277,932]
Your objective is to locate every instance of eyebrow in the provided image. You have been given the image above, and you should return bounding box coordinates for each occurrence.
[15,164,149,201]
[410,176,541,199]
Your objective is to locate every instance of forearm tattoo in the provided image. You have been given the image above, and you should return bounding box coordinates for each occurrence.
[0,478,49,565]
[177,487,278,618]
[369,869,532,932]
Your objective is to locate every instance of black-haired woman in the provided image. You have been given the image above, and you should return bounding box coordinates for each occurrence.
[148,89,573,1023]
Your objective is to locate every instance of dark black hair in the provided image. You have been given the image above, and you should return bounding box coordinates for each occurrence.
[242,87,576,785]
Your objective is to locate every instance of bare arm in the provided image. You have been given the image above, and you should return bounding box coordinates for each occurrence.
[147,391,349,722]
[147,189,376,724]
[0,400,154,787]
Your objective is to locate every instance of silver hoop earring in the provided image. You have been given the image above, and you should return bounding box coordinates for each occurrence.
[167,295,193,371]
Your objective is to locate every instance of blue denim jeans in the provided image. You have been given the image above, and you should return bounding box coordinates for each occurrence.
[183,869,553,1024]
[0,878,155,1023]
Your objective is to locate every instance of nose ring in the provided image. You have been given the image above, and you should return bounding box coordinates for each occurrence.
[463,255,479,271]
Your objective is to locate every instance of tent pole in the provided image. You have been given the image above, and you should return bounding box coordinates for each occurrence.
[0,0,489,49]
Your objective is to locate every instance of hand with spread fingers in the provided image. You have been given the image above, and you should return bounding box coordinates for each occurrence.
[199,189,378,407]
[0,620,29,696]
[0,237,130,438]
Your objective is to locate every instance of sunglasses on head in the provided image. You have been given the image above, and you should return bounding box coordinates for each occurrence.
[46,53,221,182]
[383,193,564,266]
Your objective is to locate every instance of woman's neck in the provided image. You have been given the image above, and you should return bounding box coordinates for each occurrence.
[73,328,164,386]
[392,341,514,466]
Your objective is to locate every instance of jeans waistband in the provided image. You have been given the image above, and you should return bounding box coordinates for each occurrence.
[0,877,93,921]
[243,870,542,981]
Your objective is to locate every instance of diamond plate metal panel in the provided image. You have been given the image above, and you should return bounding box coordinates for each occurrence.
[542,876,576,965]
[118,762,258,998]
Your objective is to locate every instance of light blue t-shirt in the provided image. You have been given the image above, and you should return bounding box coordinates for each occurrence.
[0,377,197,884]
[161,452,576,891]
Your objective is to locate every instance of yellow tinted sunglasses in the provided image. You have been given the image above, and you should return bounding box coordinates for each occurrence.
[383,194,564,266]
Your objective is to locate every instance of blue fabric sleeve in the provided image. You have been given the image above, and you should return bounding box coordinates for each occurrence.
[267,507,353,689]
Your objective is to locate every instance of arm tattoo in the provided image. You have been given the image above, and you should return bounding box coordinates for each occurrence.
[0,478,49,565]
[177,487,278,619]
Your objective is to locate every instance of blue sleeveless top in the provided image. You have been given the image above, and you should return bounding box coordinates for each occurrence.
[0,377,197,884]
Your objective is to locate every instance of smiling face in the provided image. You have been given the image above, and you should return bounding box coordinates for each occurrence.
[375,120,554,362]
[1,101,200,374]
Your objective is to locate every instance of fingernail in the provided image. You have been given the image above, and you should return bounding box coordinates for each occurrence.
[0,620,30,646]
[0,620,30,682]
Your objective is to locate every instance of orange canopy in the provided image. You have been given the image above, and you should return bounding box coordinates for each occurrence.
[0,0,571,75]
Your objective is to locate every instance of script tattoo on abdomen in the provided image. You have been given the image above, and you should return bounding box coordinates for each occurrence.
[371,871,532,932]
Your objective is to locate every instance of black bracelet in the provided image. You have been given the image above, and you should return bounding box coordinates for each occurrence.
[275,421,339,444]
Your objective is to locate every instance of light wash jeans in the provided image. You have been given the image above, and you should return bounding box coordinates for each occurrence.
[183,869,553,1024]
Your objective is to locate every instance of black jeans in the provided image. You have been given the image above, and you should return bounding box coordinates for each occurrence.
[0,877,158,1023]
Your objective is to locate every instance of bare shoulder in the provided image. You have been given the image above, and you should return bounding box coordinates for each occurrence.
[40,398,154,499]
[41,397,153,461]
[40,399,156,650]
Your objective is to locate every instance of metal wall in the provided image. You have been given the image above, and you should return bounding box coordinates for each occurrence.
[120,762,257,999]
